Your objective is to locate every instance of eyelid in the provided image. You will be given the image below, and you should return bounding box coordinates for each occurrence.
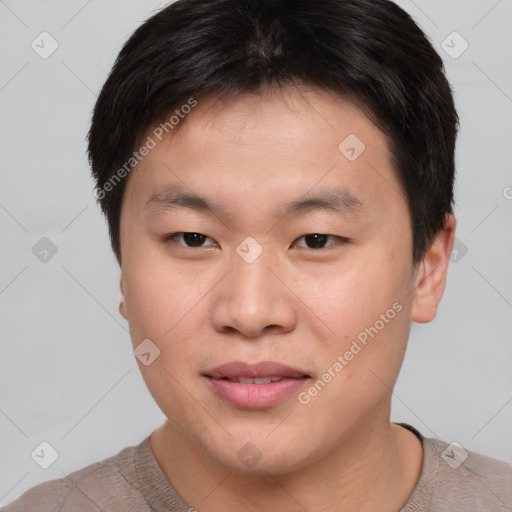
[165,232,217,247]
[164,232,348,250]
[292,234,346,250]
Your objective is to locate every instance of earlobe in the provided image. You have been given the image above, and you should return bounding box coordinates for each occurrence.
[119,277,128,320]
[411,214,456,323]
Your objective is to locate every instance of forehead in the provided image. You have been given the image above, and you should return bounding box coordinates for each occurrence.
[123,87,406,222]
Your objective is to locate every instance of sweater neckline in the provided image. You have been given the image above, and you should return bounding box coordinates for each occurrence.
[133,423,437,512]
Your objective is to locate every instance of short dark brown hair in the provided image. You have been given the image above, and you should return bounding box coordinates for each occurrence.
[88,0,459,265]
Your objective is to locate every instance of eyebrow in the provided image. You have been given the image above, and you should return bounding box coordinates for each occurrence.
[144,184,363,219]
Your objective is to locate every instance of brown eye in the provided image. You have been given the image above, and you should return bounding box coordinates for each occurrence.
[304,234,329,249]
[166,232,216,247]
[294,234,342,250]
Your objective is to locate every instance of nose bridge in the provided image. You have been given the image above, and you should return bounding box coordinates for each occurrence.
[235,245,273,295]
[211,241,297,337]
[230,243,278,313]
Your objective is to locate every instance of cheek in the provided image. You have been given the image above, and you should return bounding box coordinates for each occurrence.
[122,252,202,342]
[121,253,214,401]
[298,300,411,437]
[292,256,406,342]
[123,261,207,419]
[295,250,412,389]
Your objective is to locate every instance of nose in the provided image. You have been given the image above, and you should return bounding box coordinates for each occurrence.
[210,248,298,338]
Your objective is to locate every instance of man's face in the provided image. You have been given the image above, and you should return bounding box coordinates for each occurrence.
[119,87,422,473]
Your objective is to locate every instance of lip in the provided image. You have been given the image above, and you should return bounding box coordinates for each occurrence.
[204,361,309,379]
[203,361,310,409]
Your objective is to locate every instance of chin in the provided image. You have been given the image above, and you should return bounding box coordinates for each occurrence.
[198,428,320,476]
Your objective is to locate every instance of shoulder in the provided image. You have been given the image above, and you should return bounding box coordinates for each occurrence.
[425,437,512,510]
[398,423,512,511]
[0,440,152,512]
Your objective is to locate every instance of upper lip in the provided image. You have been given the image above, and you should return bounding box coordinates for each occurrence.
[204,361,310,379]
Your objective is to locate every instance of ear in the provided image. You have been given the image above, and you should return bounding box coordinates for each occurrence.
[411,214,456,323]
[119,276,128,320]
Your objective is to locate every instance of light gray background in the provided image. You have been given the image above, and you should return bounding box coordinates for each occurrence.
[1,0,511,506]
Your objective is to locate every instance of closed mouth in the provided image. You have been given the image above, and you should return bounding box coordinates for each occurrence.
[211,376,309,385]
[203,360,311,382]
[203,361,311,408]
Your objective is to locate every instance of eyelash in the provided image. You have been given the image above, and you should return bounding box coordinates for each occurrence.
[164,232,348,251]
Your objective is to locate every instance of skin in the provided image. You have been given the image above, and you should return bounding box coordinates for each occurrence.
[118,86,456,511]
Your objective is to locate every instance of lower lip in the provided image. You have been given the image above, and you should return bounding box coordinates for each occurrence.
[205,377,309,409]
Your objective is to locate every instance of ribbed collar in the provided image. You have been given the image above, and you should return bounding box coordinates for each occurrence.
[132,423,436,511]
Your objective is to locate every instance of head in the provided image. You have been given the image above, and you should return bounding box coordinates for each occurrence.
[88,0,458,474]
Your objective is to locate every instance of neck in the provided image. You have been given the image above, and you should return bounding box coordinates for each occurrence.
[150,413,423,512]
